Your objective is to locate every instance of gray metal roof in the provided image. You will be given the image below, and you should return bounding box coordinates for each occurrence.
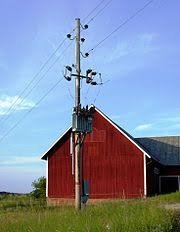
[136,136,180,166]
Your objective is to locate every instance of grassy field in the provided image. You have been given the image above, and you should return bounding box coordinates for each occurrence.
[0,192,179,232]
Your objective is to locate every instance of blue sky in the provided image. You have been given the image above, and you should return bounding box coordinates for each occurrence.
[0,0,180,193]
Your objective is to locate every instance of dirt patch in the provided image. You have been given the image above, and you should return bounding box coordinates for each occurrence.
[163,203,180,211]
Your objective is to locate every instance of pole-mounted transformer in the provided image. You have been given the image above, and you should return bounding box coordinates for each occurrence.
[72,106,94,133]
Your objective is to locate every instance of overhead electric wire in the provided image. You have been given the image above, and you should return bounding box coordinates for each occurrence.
[0,37,69,124]
[0,0,113,124]
[66,85,74,101]
[0,0,114,140]
[85,0,113,25]
[87,0,154,54]
[0,0,118,143]
[1,42,73,126]
[93,85,102,104]
[0,77,64,144]
[82,0,108,23]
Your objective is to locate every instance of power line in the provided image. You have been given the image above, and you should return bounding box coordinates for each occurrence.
[82,0,107,23]
[85,0,113,25]
[87,0,154,53]
[0,77,64,144]
[64,80,74,102]
[67,86,74,101]
[93,85,102,104]
[1,0,113,125]
[1,42,73,126]
[0,36,69,124]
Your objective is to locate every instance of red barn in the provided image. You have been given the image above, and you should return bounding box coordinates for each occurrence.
[41,106,180,205]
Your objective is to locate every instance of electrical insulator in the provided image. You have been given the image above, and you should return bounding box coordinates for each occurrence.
[86,69,92,75]
[65,76,71,81]
[91,71,97,76]
[91,81,97,85]
[66,66,72,72]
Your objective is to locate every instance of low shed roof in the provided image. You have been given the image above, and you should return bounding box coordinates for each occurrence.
[136,136,180,166]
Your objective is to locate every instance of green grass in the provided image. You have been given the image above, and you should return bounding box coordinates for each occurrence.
[0,192,179,232]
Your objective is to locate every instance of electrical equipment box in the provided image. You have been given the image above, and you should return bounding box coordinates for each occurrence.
[81,179,89,204]
[72,107,94,133]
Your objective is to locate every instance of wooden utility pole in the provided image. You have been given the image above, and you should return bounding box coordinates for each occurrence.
[74,18,81,210]
[64,18,101,210]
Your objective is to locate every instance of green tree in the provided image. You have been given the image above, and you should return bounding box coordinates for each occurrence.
[31,176,46,199]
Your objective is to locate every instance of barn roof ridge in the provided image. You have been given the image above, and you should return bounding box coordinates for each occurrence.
[41,105,151,160]
[136,135,180,139]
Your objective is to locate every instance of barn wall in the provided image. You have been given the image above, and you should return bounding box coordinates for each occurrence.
[82,111,145,199]
[48,132,74,198]
[160,166,180,176]
[47,110,145,199]
[146,158,161,196]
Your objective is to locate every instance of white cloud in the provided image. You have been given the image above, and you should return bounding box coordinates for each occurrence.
[108,32,158,62]
[134,123,153,131]
[134,113,180,135]
[0,156,40,166]
[137,33,158,53]
[0,95,35,115]
[160,116,180,123]
[138,33,158,43]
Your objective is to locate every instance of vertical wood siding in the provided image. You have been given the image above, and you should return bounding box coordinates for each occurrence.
[48,110,145,199]
[83,111,144,199]
[48,133,74,198]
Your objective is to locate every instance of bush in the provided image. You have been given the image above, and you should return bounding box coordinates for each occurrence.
[31,176,46,199]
